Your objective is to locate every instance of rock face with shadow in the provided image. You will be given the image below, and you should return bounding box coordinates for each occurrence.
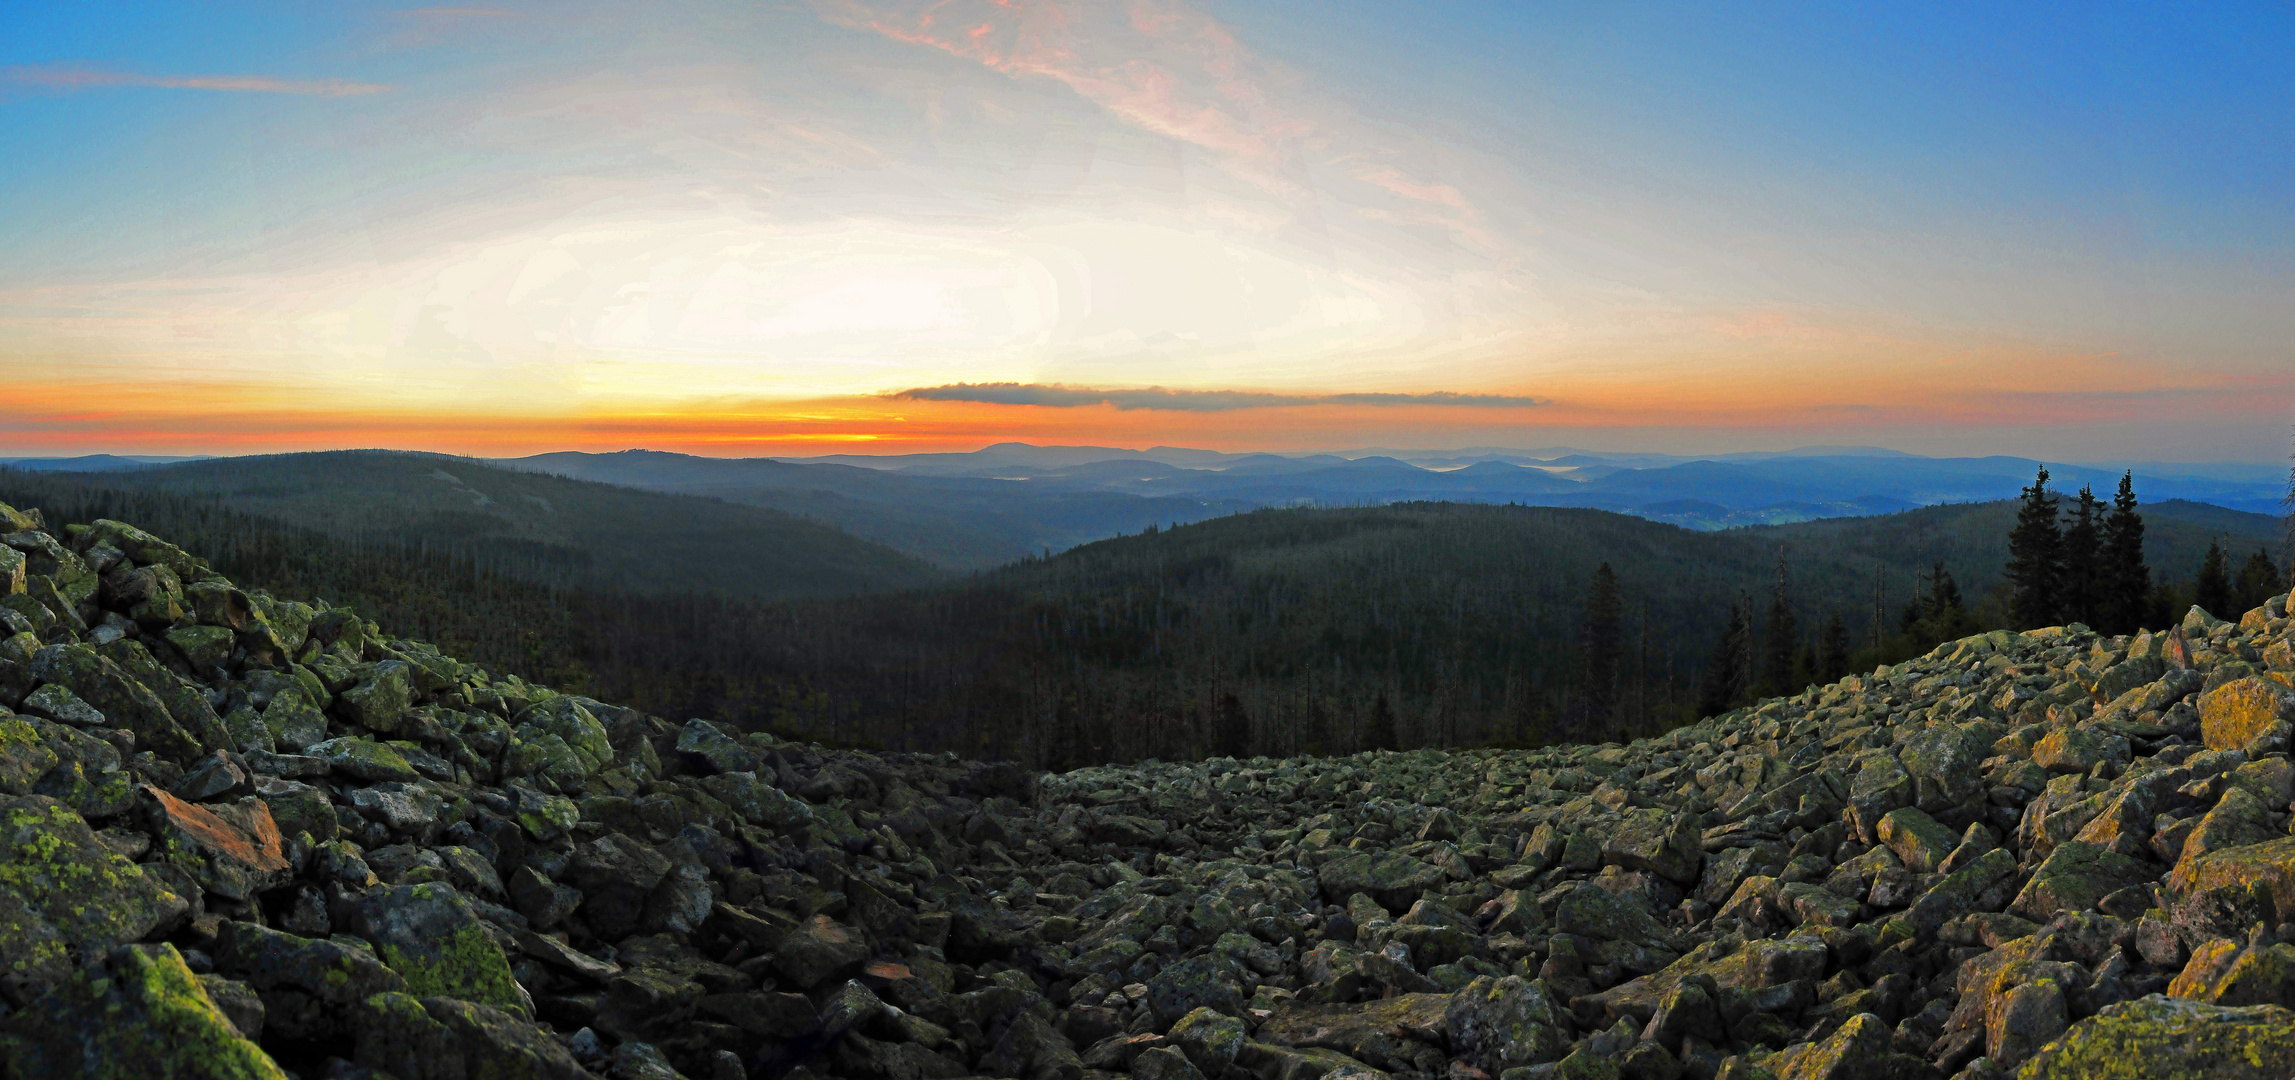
[1,497,2293,1080]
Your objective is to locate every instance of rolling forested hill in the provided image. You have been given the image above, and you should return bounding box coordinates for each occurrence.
[689,497,2283,766]
[503,449,1250,569]
[0,465,2279,770]
[0,452,940,599]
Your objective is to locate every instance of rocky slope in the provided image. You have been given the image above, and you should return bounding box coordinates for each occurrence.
[1,501,2294,1080]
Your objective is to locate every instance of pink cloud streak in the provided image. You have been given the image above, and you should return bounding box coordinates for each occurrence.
[807,0,1471,215]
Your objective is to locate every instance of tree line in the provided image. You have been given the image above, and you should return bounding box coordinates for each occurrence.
[1683,467,2288,723]
[5,466,2285,768]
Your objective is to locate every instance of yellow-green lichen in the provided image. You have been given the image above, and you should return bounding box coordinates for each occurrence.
[378,924,524,1014]
[0,945,288,1080]
[2016,994,2295,1079]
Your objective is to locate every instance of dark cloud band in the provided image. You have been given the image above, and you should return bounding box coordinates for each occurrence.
[886,383,1544,412]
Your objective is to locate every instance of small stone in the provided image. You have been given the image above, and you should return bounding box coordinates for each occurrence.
[674,718,758,774]
[1876,807,1959,874]
[18,682,103,726]
[309,737,420,783]
[772,914,869,990]
[171,749,249,802]
[1132,1045,1210,1080]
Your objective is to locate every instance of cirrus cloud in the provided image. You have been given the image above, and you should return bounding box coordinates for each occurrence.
[5,64,390,97]
[887,383,1545,411]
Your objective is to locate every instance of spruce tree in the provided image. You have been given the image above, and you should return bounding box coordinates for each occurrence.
[2234,549,2282,615]
[1580,562,1622,732]
[2006,465,2063,628]
[1735,591,1759,705]
[1760,550,1797,697]
[1699,601,1752,717]
[2196,539,2232,618]
[1211,692,1250,759]
[1820,611,1849,679]
[2102,472,2150,633]
[2061,484,2102,627]
[1936,561,1973,637]
[1366,691,1399,751]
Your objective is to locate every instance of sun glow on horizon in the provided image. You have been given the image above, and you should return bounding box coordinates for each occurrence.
[1,1,2289,461]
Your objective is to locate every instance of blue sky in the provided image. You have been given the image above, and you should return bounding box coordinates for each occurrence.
[2,1,2289,459]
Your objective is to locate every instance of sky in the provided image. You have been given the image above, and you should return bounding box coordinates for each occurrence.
[3,1,2291,461]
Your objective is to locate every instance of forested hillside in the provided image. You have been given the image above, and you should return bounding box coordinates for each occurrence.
[505,449,1248,569]
[1,452,940,599]
[0,468,2278,769]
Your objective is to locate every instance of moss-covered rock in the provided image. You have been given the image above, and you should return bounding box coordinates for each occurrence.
[356,992,589,1080]
[698,770,815,831]
[28,644,203,760]
[82,519,202,580]
[1876,806,1958,873]
[1445,975,1568,1070]
[1318,851,1445,911]
[1601,807,1703,884]
[0,714,58,796]
[508,697,612,780]
[2167,836,2295,925]
[96,638,236,752]
[1148,952,1249,1025]
[0,943,285,1079]
[310,736,419,783]
[338,883,528,1017]
[0,795,188,1000]
[673,717,759,774]
[337,660,415,733]
[257,686,327,753]
[213,920,408,1041]
[164,625,236,671]
[2011,840,2152,923]
[2014,993,2295,1079]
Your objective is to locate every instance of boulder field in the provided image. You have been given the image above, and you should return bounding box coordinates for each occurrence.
[2,499,2295,1080]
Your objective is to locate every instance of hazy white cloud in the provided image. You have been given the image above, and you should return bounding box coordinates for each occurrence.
[6,65,390,96]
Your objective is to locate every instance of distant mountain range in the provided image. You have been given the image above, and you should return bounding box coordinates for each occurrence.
[771,442,2288,521]
[7,444,2283,571]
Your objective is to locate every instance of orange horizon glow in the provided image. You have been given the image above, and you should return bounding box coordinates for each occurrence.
[6,339,2289,461]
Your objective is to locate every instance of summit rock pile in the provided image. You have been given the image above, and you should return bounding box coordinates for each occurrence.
[1,500,2294,1080]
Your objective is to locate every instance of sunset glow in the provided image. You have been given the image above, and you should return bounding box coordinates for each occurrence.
[4,2,2290,460]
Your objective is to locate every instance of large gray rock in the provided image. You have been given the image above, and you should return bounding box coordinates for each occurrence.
[338,883,528,1017]
[0,795,188,1002]
[0,944,284,1079]
[354,991,589,1080]
[1318,851,1445,911]
[214,920,410,1040]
